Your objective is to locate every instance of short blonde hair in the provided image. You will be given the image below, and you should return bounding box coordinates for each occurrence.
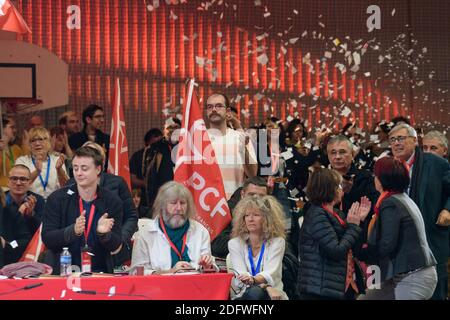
[152,181,196,219]
[231,195,286,240]
[29,127,51,151]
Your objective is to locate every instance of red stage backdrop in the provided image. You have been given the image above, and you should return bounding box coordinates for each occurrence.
[13,0,450,153]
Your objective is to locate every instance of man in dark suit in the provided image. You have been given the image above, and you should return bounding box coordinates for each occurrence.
[389,123,450,300]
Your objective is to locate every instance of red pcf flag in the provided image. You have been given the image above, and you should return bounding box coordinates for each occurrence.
[107,78,131,190]
[20,224,45,262]
[0,0,31,34]
[174,79,231,241]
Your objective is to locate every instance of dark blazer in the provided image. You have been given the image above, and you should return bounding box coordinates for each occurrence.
[42,185,123,274]
[365,195,436,281]
[408,147,450,299]
[298,204,362,300]
[69,129,110,170]
[0,205,31,267]
[409,148,450,264]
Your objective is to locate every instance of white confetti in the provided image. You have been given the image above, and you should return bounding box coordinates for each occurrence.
[324,51,332,59]
[391,8,396,16]
[195,56,206,67]
[289,37,300,44]
[302,30,308,38]
[257,53,269,65]
[263,12,271,18]
[341,106,352,117]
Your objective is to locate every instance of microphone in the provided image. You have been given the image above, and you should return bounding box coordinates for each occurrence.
[0,282,44,296]
[75,290,150,299]
[24,283,43,290]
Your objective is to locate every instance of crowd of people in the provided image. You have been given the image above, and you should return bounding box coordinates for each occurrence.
[0,93,448,300]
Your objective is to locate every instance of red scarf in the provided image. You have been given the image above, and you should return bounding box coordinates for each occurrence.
[368,191,398,238]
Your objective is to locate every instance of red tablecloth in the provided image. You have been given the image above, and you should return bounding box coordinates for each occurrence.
[0,273,233,300]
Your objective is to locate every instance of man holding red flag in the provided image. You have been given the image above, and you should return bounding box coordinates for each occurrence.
[174,80,238,241]
[0,0,31,34]
[205,92,258,200]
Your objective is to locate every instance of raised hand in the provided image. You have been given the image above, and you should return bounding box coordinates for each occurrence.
[55,154,66,170]
[18,195,37,216]
[97,213,114,234]
[358,196,372,222]
[347,202,361,225]
[74,210,86,236]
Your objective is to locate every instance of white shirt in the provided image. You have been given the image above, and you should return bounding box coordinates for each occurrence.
[15,153,67,199]
[130,218,211,274]
[228,236,288,300]
[208,128,257,199]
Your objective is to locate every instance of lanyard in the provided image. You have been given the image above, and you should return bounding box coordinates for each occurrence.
[79,196,96,244]
[321,205,347,227]
[32,156,51,191]
[248,241,266,276]
[159,215,187,260]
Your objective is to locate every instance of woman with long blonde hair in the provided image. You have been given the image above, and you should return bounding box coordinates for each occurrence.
[228,195,288,300]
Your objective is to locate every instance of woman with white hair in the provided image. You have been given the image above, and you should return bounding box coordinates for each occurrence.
[15,127,67,199]
[228,195,288,300]
[130,181,213,274]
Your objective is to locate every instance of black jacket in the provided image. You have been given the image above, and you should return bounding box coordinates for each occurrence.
[409,148,450,265]
[143,139,174,209]
[363,195,436,281]
[0,205,31,267]
[298,204,362,299]
[42,185,123,274]
[66,173,138,242]
[69,129,110,170]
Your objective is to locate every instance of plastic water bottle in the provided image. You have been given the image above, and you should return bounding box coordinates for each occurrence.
[60,247,72,277]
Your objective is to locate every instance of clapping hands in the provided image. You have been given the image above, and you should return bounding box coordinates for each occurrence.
[347,197,372,225]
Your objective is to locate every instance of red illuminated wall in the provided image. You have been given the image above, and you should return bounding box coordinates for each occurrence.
[16,0,411,153]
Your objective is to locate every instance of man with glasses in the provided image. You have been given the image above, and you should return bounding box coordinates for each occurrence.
[205,93,257,200]
[0,166,35,267]
[5,165,45,236]
[69,104,110,170]
[389,123,450,300]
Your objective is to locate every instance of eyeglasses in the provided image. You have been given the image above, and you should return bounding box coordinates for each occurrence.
[206,103,226,111]
[389,135,410,144]
[9,176,30,183]
[30,137,47,143]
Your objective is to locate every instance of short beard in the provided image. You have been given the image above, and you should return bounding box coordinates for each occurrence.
[162,209,187,229]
